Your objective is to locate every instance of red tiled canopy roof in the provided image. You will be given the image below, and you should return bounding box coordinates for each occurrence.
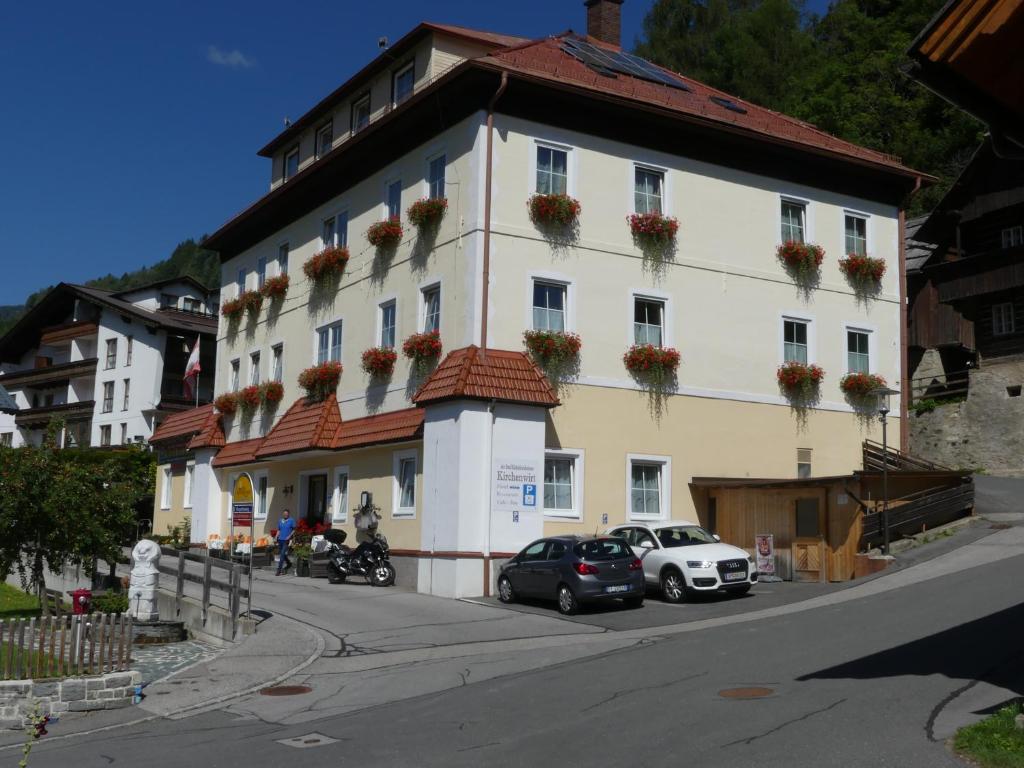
[151,404,224,450]
[413,346,559,407]
[211,438,262,468]
[334,408,424,449]
[255,394,342,460]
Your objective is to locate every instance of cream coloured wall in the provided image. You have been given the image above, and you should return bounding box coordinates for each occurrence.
[153,463,191,537]
[218,112,484,443]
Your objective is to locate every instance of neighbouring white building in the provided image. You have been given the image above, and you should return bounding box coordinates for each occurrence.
[154,0,927,597]
[0,278,217,449]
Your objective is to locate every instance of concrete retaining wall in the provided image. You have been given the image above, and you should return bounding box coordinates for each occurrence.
[0,670,141,729]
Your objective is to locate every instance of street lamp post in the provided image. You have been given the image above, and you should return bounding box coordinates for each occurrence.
[871,387,899,555]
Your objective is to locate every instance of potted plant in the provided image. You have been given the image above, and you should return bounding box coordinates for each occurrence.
[407,198,448,231]
[623,344,681,383]
[239,385,262,415]
[220,297,244,322]
[361,347,398,378]
[838,254,886,286]
[777,241,825,279]
[303,246,350,284]
[214,392,239,415]
[260,380,285,408]
[627,212,680,250]
[367,218,404,249]
[298,361,342,402]
[260,274,290,301]
[840,371,886,400]
[527,193,581,228]
[402,331,443,372]
[777,361,825,399]
[523,330,582,373]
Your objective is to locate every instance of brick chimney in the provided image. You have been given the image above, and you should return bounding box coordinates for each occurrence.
[585,0,624,48]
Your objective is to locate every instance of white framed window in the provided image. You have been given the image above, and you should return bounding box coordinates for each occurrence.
[626,454,671,521]
[797,448,812,479]
[386,180,402,220]
[847,329,870,373]
[634,166,664,214]
[120,423,128,445]
[844,213,868,256]
[392,61,414,105]
[421,284,440,333]
[249,351,261,386]
[351,93,370,134]
[315,121,333,159]
[392,450,417,518]
[125,336,133,366]
[278,243,289,275]
[122,378,130,410]
[160,466,172,508]
[105,339,117,370]
[322,216,336,248]
[993,302,1015,336]
[236,268,246,295]
[633,296,665,346]
[427,154,446,199]
[254,471,269,520]
[544,449,583,519]
[100,425,112,447]
[532,280,566,332]
[272,343,284,382]
[229,358,240,391]
[101,381,114,413]
[332,466,350,523]
[183,297,201,313]
[379,300,397,348]
[316,321,343,364]
[284,146,299,180]
[183,463,195,508]
[535,144,568,196]
[0,433,11,447]
[783,318,809,364]
[257,256,267,289]
[780,199,806,243]
[1002,226,1023,249]
[336,211,349,248]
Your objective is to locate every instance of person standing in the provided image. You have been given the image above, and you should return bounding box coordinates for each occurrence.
[276,509,296,575]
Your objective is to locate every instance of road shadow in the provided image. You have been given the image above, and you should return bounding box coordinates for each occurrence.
[797,601,1024,697]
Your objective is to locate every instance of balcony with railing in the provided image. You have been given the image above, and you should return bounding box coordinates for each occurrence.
[0,358,98,390]
[15,400,95,429]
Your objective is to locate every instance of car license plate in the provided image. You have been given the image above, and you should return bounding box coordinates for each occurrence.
[604,584,631,593]
[723,572,746,582]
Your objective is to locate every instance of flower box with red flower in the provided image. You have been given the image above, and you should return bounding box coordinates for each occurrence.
[297,361,342,401]
[220,297,244,321]
[627,212,680,248]
[367,218,404,248]
[242,290,263,315]
[838,254,886,284]
[402,331,443,363]
[260,380,285,406]
[214,392,239,415]
[239,385,262,413]
[407,198,448,230]
[523,330,582,368]
[776,241,825,276]
[260,274,290,300]
[623,344,681,379]
[840,372,886,399]
[361,347,398,378]
[303,246,350,284]
[776,362,825,398]
[527,194,581,227]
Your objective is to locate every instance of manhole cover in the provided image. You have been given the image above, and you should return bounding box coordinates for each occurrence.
[990,523,1012,530]
[719,687,774,699]
[260,685,312,696]
[276,733,339,749]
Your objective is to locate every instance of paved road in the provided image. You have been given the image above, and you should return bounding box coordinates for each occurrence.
[20,522,1024,767]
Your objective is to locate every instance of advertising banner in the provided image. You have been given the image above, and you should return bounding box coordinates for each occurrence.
[755,533,776,578]
[490,457,543,553]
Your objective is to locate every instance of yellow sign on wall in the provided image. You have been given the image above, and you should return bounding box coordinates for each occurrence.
[232,474,254,505]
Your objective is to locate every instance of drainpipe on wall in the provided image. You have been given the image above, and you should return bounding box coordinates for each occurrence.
[481,73,509,361]
[898,177,922,453]
[483,398,497,596]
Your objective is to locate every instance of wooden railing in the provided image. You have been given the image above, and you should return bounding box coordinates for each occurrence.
[908,368,970,405]
[0,613,133,680]
[154,547,249,638]
[862,440,951,472]
[860,483,974,548]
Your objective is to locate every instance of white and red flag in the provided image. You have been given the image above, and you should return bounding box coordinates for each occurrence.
[183,338,201,400]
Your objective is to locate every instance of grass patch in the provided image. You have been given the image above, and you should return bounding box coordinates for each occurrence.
[0,584,40,619]
[954,702,1024,767]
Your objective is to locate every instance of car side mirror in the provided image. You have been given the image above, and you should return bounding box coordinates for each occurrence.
[713,534,721,542]
[639,540,654,549]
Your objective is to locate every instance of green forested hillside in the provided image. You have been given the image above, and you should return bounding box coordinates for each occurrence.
[635,0,983,213]
[0,238,218,338]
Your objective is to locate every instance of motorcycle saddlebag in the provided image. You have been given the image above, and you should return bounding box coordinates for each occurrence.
[323,529,348,545]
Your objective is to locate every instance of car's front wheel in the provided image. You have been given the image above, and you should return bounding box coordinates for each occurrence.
[661,568,687,603]
[497,575,515,603]
[557,584,580,615]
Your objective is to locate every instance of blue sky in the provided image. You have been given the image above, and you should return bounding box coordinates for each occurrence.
[0,0,828,306]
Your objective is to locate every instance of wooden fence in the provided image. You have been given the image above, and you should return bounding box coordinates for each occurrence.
[154,547,248,638]
[860,483,975,549]
[0,613,133,681]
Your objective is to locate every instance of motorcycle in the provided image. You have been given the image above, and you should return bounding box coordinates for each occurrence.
[322,529,396,587]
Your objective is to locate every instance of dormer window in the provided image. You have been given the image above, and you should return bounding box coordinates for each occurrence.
[393,61,414,106]
[159,293,178,309]
[316,122,333,159]
[284,146,299,181]
[351,94,370,134]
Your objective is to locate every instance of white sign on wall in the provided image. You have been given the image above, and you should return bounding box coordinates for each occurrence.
[492,458,542,513]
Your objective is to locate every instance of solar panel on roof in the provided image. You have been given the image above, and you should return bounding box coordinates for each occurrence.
[561,38,692,92]
[709,95,748,114]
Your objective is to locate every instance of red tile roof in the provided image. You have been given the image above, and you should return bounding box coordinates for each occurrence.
[211,438,263,468]
[151,405,222,448]
[413,346,559,407]
[482,34,917,175]
[334,408,424,450]
[255,395,342,460]
[188,412,226,450]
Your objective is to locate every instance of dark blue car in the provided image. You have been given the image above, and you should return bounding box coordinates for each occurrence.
[497,535,645,615]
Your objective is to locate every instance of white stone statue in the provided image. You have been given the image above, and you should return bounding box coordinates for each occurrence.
[128,539,161,621]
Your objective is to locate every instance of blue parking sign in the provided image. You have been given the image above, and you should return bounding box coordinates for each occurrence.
[523,484,536,507]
